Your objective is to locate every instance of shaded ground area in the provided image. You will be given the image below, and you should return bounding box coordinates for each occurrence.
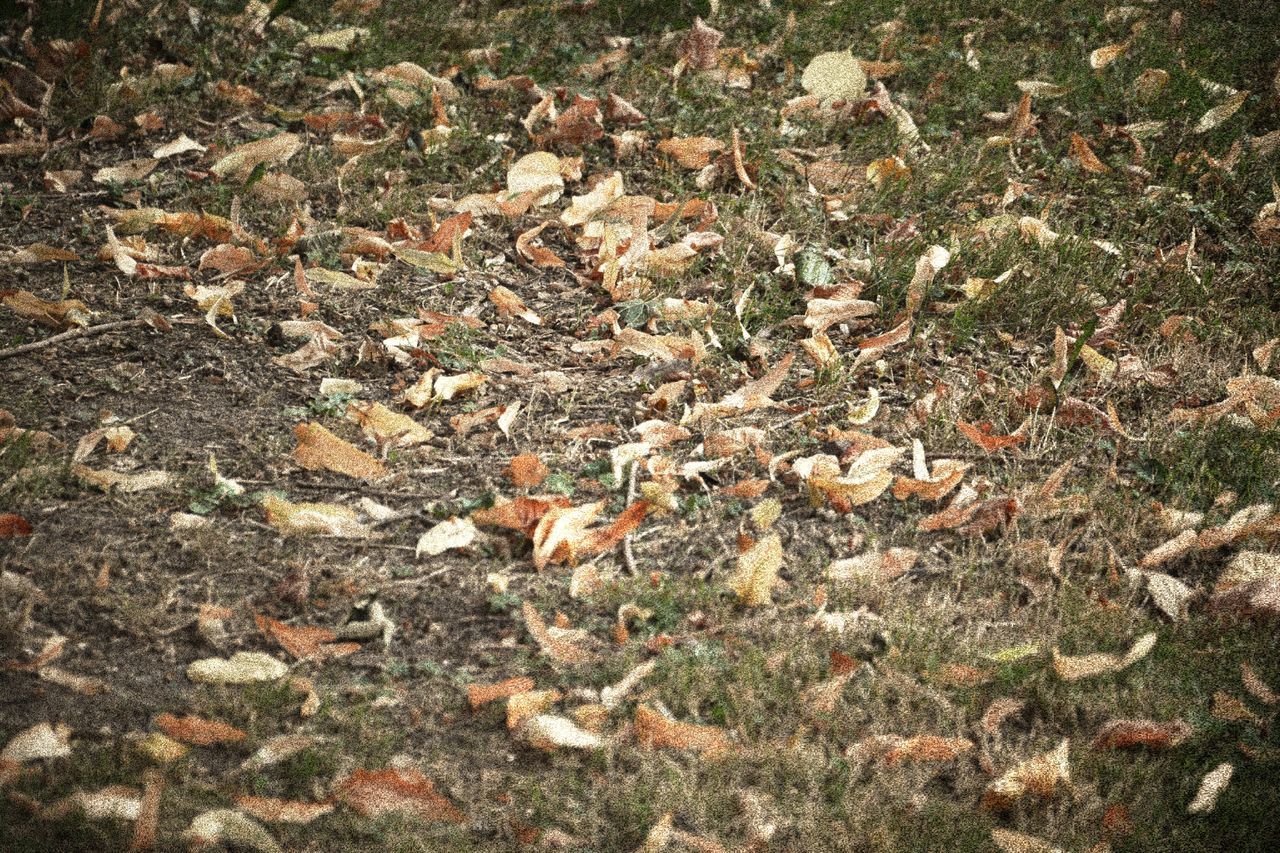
[2,1,1280,850]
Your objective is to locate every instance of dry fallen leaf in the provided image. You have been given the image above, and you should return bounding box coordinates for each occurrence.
[292,422,387,480]
[1194,91,1249,134]
[634,705,730,758]
[982,739,1071,810]
[1091,718,1192,750]
[186,651,288,685]
[801,50,867,101]
[186,809,282,853]
[334,768,465,823]
[728,532,783,607]
[1187,762,1233,814]
[1052,632,1156,680]
[260,494,372,538]
[416,517,478,557]
[154,713,246,746]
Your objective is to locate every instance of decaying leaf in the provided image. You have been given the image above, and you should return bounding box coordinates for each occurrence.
[186,809,283,853]
[728,532,783,607]
[261,494,372,538]
[982,739,1070,810]
[334,768,465,823]
[154,713,246,746]
[522,714,605,751]
[523,601,595,664]
[1194,91,1249,134]
[634,705,730,758]
[1091,719,1192,750]
[292,422,387,480]
[801,50,867,101]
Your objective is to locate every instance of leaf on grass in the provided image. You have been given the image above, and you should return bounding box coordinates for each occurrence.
[93,159,158,185]
[508,454,549,488]
[980,698,1025,733]
[728,532,783,607]
[0,513,33,538]
[130,768,163,850]
[292,422,386,480]
[1145,571,1193,620]
[956,419,1027,451]
[991,829,1064,853]
[210,132,302,181]
[467,676,536,710]
[1194,91,1249,134]
[634,705,730,758]
[1089,43,1128,70]
[506,689,561,730]
[522,714,605,751]
[505,151,563,206]
[893,441,968,501]
[261,494,372,538]
[235,795,333,824]
[801,50,867,101]
[187,809,282,853]
[1092,719,1192,750]
[152,133,206,158]
[334,768,465,823]
[416,517,478,558]
[240,734,317,771]
[883,735,974,765]
[982,739,1070,811]
[828,547,918,585]
[1187,762,1233,814]
[1242,662,1279,705]
[1069,132,1110,173]
[186,651,288,685]
[523,601,595,664]
[1052,632,1156,681]
[1,722,72,771]
[304,267,375,290]
[656,136,725,170]
[154,713,246,746]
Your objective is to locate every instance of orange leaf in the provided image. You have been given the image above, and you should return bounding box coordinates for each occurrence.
[1091,719,1191,750]
[467,676,536,710]
[129,768,163,851]
[292,422,386,480]
[884,735,974,764]
[956,420,1027,451]
[154,713,245,746]
[522,602,595,664]
[235,795,333,824]
[334,768,464,823]
[1069,132,1110,173]
[634,705,730,758]
[0,513,33,538]
[255,614,358,661]
[507,454,549,489]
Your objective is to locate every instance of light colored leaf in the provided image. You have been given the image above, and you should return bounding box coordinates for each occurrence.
[1187,762,1234,814]
[801,50,867,101]
[186,651,288,685]
[416,517,478,557]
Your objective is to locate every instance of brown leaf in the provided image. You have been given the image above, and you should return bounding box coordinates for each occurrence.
[154,713,246,746]
[255,614,357,661]
[507,454,549,488]
[467,676,536,710]
[0,513,33,538]
[656,136,725,170]
[292,422,386,480]
[236,795,333,824]
[522,601,595,664]
[957,420,1027,451]
[883,735,974,764]
[1069,132,1110,173]
[334,768,464,823]
[728,532,783,607]
[982,739,1070,811]
[677,18,723,72]
[128,768,163,851]
[634,705,730,757]
[1091,719,1192,750]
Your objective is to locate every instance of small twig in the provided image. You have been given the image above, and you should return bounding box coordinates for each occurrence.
[0,318,149,360]
[622,460,640,576]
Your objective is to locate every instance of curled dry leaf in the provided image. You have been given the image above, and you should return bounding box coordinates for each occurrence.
[187,809,283,853]
[1194,91,1249,134]
[260,494,372,538]
[956,419,1027,451]
[255,615,357,661]
[1241,662,1279,705]
[334,768,465,823]
[240,734,317,771]
[828,547,918,584]
[523,601,595,664]
[1052,632,1156,680]
[1187,762,1233,814]
[292,422,387,480]
[186,651,288,685]
[489,285,542,325]
[634,705,730,758]
[656,136,725,170]
[982,739,1070,811]
[506,151,563,206]
[1089,43,1128,70]
[882,735,974,765]
[346,401,432,448]
[154,713,246,746]
[210,132,302,181]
